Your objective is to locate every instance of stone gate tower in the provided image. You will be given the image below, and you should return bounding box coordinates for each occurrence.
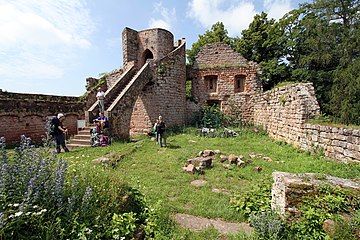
[122,27,175,69]
[87,27,187,138]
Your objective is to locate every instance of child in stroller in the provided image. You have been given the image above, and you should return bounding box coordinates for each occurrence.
[91,113,110,147]
[90,127,110,147]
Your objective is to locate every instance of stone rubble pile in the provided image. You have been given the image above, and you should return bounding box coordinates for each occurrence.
[183,149,217,174]
[183,150,270,173]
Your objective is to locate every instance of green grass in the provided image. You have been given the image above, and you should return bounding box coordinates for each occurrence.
[308,118,360,130]
[61,128,360,239]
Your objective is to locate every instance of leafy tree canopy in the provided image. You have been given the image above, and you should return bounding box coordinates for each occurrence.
[187,0,360,125]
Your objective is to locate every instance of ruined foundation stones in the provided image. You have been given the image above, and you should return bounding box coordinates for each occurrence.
[271,171,360,216]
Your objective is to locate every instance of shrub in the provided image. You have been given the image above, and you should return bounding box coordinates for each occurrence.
[230,183,272,218]
[331,215,358,240]
[196,105,226,128]
[290,206,329,240]
[0,136,155,239]
[289,185,360,240]
[249,211,287,240]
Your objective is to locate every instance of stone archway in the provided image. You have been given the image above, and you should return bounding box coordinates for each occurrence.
[141,49,154,66]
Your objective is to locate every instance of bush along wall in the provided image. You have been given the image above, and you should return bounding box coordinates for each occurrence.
[0,136,157,239]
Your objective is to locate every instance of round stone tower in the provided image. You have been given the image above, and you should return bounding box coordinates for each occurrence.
[122,27,174,68]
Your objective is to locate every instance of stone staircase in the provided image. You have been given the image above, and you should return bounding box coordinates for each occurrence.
[67,126,92,148]
[69,59,153,145]
[86,62,136,123]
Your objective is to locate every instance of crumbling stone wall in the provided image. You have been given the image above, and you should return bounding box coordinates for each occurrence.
[253,83,320,143]
[0,91,84,145]
[301,124,360,162]
[194,43,249,69]
[189,42,261,122]
[252,83,360,162]
[105,68,124,88]
[272,172,360,215]
[188,42,359,162]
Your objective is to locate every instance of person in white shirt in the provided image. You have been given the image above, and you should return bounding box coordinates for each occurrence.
[96,87,105,113]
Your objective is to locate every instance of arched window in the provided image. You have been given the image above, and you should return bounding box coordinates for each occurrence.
[142,49,154,64]
[234,75,246,93]
[204,75,218,93]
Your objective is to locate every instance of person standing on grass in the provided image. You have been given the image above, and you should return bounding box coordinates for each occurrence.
[52,113,69,153]
[96,87,105,113]
[156,116,166,147]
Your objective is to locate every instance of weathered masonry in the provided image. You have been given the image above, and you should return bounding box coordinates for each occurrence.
[0,91,84,145]
[0,27,359,163]
[86,27,187,139]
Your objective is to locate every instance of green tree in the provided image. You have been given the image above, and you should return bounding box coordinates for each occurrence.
[187,22,233,65]
[234,12,290,89]
[330,58,360,125]
[235,12,281,63]
[278,0,359,120]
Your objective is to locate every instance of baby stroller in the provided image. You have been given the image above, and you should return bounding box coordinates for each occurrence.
[90,126,110,147]
[90,127,100,147]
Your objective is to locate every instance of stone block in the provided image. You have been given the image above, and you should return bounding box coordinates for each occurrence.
[272,172,360,216]
[220,155,228,163]
[183,164,196,174]
[187,156,213,169]
[202,149,215,157]
[254,166,262,172]
[228,154,238,164]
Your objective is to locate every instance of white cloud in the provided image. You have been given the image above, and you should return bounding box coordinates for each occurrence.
[0,0,95,91]
[0,52,64,79]
[148,2,176,31]
[263,0,292,20]
[187,0,257,36]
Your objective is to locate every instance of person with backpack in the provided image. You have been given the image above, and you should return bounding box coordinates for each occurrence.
[156,116,166,147]
[51,113,69,153]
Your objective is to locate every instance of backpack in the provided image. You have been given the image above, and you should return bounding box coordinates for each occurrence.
[48,117,56,137]
[100,135,109,146]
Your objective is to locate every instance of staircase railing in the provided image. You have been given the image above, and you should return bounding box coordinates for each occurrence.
[107,62,151,112]
[86,61,136,123]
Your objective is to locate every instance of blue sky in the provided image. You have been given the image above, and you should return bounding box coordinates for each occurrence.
[0,0,307,96]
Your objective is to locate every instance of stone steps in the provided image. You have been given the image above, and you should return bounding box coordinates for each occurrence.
[67,127,92,148]
[76,134,91,140]
[70,139,90,145]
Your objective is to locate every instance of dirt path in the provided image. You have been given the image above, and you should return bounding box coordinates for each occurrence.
[173,213,253,235]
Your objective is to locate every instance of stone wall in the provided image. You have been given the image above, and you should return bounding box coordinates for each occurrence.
[253,83,320,143]
[130,41,187,134]
[189,42,261,122]
[122,27,139,65]
[272,172,360,215]
[194,42,249,69]
[252,83,360,162]
[137,29,174,66]
[105,68,124,88]
[0,91,84,145]
[107,63,153,139]
[301,124,360,162]
[122,27,174,69]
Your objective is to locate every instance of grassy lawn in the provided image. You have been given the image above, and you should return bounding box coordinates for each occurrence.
[61,128,360,239]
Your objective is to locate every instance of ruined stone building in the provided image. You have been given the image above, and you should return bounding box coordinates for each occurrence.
[188,42,262,122]
[0,27,359,163]
[86,27,186,139]
[86,32,263,137]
